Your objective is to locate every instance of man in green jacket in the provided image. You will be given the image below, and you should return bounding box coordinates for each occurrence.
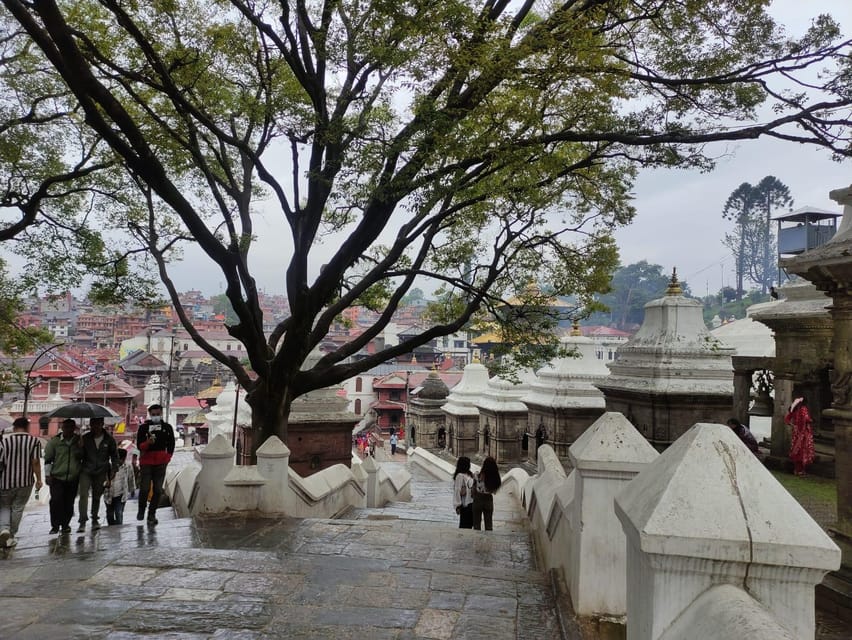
[44,419,83,535]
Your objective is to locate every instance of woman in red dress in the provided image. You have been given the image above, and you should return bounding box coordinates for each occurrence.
[786,397,815,476]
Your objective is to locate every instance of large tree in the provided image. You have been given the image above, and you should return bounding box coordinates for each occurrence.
[752,175,793,294]
[1,1,851,450]
[722,182,757,300]
[722,176,793,297]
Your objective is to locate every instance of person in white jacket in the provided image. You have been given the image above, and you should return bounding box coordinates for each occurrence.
[104,449,135,525]
[453,456,474,529]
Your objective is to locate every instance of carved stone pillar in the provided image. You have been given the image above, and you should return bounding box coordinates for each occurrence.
[825,294,852,535]
[782,183,852,536]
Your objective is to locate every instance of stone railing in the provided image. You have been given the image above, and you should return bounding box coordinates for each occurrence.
[511,412,840,638]
[166,434,411,518]
[615,422,839,640]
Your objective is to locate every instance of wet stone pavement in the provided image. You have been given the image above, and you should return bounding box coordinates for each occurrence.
[0,461,561,639]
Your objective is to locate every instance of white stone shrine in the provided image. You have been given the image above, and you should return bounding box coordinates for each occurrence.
[522,323,610,461]
[597,270,735,447]
[442,358,490,456]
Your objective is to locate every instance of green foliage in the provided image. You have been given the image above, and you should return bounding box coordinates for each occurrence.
[702,289,770,324]
[0,257,54,388]
[588,261,692,329]
[1,0,850,446]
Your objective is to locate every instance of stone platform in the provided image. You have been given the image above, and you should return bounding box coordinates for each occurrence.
[0,463,560,639]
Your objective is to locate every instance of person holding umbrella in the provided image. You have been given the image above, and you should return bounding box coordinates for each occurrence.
[44,419,83,534]
[136,404,175,525]
[77,417,119,532]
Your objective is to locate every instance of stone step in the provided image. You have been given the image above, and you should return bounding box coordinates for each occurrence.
[817,572,852,626]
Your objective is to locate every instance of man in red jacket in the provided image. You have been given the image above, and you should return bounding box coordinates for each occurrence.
[136,404,175,525]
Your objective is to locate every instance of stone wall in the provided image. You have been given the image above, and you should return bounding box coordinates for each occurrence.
[167,435,411,518]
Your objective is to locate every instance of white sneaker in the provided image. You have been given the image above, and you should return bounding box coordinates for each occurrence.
[0,529,10,547]
[6,537,17,548]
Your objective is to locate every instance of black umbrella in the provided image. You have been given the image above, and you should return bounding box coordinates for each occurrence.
[42,402,120,419]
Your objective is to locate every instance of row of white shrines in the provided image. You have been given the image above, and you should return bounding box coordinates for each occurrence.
[166,411,835,640]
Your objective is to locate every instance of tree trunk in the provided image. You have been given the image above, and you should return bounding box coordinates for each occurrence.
[246,382,292,462]
[737,229,745,301]
[763,192,771,294]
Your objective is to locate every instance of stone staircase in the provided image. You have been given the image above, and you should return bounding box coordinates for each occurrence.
[0,460,564,639]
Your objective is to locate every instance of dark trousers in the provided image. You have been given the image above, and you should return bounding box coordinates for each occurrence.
[49,478,79,529]
[106,497,125,525]
[473,492,494,531]
[458,504,473,529]
[78,470,108,523]
[138,463,167,520]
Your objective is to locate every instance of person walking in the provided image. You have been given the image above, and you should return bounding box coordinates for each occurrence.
[136,404,175,525]
[726,418,761,456]
[453,456,474,529]
[77,417,120,532]
[104,448,135,525]
[472,456,502,531]
[786,397,815,476]
[44,419,83,534]
[0,417,43,548]
[389,432,398,456]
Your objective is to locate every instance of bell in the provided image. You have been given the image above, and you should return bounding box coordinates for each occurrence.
[748,389,774,417]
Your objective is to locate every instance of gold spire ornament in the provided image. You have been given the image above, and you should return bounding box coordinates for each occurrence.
[570,319,582,336]
[665,268,683,296]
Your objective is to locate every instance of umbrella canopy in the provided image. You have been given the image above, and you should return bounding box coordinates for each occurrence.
[42,402,120,419]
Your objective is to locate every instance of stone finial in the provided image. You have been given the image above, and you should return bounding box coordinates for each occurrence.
[569,412,659,471]
[665,267,683,296]
[361,455,379,474]
[615,422,840,640]
[200,434,236,459]
[570,319,581,337]
[616,422,839,566]
[256,435,290,458]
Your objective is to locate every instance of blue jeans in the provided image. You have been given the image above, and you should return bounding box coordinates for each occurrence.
[106,497,125,525]
[0,484,33,536]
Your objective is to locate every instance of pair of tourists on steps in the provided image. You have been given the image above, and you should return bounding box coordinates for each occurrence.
[453,456,502,530]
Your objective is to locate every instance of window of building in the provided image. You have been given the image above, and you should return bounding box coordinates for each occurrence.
[355,378,362,392]
[454,340,465,349]
[390,390,401,401]
[355,399,362,415]
[48,380,59,395]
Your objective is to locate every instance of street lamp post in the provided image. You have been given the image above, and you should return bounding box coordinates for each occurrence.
[22,343,63,417]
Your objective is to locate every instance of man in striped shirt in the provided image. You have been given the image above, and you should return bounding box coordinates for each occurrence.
[0,417,43,548]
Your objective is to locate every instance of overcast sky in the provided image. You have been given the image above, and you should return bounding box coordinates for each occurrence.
[617,0,852,297]
[149,1,852,299]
